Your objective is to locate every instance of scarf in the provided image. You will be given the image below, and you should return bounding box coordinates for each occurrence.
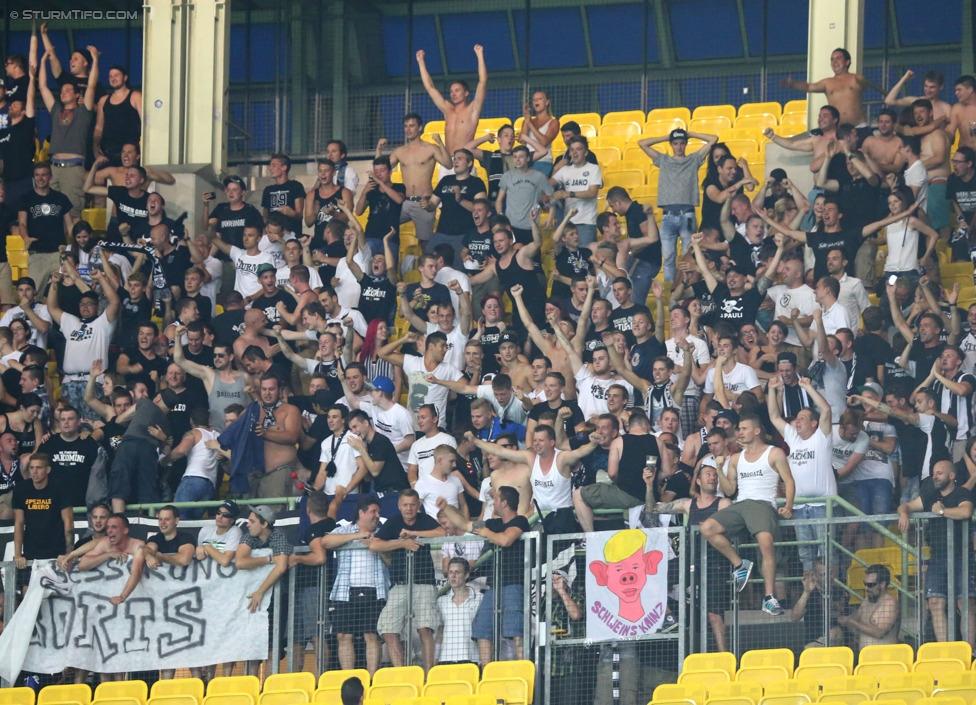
[261,400,282,428]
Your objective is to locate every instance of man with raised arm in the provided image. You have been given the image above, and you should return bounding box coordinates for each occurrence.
[782,48,882,127]
[637,128,718,282]
[699,413,795,616]
[416,45,487,154]
[885,69,952,126]
[767,375,836,576]
[173,324,247,433]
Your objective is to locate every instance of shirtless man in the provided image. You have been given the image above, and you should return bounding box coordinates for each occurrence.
[836,563,900,648]
[470,433,533,516]
[511,285,576,396]
[861,108,905,175]
[764,105,840,173]
[495,332,534,394]
[379,114,451,246]
[948,76,976,152]
[416,45,488,153]
[885,70,953,127]
[782,48,881,127]
[91,142,175,188]
[914,99,952,234]
[251,373,301,499]
[77,513,145,571]
[232,309,279,369]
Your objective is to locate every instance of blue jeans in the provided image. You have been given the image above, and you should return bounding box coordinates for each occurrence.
[793,504,828,572]
[660,212,696,282]
[174,476,216,519]
[629,258,657,307]
[576,224,597,247]
[62,380,99,422]
[901,475,921,504]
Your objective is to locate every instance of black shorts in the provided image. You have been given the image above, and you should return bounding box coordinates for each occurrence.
[333,587,385,635]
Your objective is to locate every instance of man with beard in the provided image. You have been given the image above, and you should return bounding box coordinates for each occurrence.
[173,328,248,433]
[835,563,900,647]
[93,64,141,165]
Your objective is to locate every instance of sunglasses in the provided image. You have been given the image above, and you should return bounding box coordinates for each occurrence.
[216,511,234,518]
[863,581,879,588]
[214,353,227,358]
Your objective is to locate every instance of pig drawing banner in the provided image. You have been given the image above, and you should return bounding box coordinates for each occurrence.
[0,558,274,680]
[585,528,668,640]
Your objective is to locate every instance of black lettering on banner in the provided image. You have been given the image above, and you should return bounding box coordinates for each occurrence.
[46,595,77,649]
[122,599,154,654]
[158,587,206,658]
[216,562,238,579]
[73,592,120,661]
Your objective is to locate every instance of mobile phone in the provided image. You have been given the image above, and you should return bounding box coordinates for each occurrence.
[887,274,898,286]
[206,191,216,200]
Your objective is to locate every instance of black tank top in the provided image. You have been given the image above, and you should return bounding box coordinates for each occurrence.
[688,494,721,526]
[100,91,142,158]
[497,253,544,322]
[2,413,35,456]
[618,433,660,501]
[313,189,344,242]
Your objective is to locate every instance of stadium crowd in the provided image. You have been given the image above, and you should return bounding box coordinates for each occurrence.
[3,21,976,688]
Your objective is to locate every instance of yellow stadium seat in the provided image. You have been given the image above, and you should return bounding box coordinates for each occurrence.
[367,686,418,705]
[39,685,93,705]
[741,649,795,678]
[879,674,933,693]
[913,660,967,684]
[208,678,260,702]
[796,665,850,685]
[561,112,602,129]
[372,666,425,691]
[476,679,528,705]
[936,673,976,689]
[0,689,36,705]
[590,147,621,166]
[264,675,315,699]
[862,645,916,669]
[734,114,778,130]
[604,170,645,191]
[94,699,141,705]
[424,120,446,134]
[762,682,819,701]
[604,110,646,125]
[816,695,868,705]
[203,697,253,705]
[707,684,762,702]
[591,135,627,152]
[918,643,973,667]
[690,117,733,134]
[780,113,808,129]
[444,697,496,705]
[427,664,479,690]
[875,690,928,705]
[82,207,108,231]
[482,661,535,703]
[624,146,650,162]
[679,671,731,688]
[578,123,598,138]
[151,683,204,704]
[783,100,807,115]
[422,683,473,701]
[800,647,854,674]
[739,102,782,120]
[706,698,755,705]
[722,139,760,160]
[420,132,443,146]
[96,685,148,705]
[477,118,512,138]
[258,696,307,705]
[610,158,651,175]
[760,696,811,705]
[648,107,691,123]
[390,698,439,705]
[311,691,341,705]
[654,684,707,705]
[917,698,966,705]
[693,105,736,122]
[822,677,877,697]
[932,689,976,704]
[644,118,687,137]
[601,122,642,140]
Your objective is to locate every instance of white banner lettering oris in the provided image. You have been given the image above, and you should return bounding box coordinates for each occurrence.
[584,528,669,640]
[0,558,275,680]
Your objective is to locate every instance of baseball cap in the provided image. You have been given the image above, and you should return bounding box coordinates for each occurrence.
[669,129,688,142]
[770,168,788,182]
[223,175,247,190]
[248,505,276,526]
[75,48,93,66]
[256,263,276,277]
[372,375,395,395]
[776,351,798,367]
[726,261,752,276]
[715,409,740,426]
[499,331,520,345]
[217,500,240,519]
[857,382,884,397]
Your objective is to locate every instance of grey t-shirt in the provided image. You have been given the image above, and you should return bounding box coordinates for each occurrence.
[498,168,554,229]
[50,100,94,156]
[123,398,172,445]
[656,151,707,207]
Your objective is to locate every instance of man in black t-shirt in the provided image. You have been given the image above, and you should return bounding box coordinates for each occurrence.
[205,176,264,249]
[39,407,99,509]
[354,249,398,326]
[84,157,150,237]
[347,410,409,494]
[897,460,975,643]
[251,264,294,326]
[356,156,406,254]
[262,153,305,234]
[609,277,652,347]
[13,453,73,567]
[19,162,74,293]
[0,96,37,207]
[768,196,858,280]
[144,505,196,566]
[373,489,445,670]
[401,254,452,331]
[426,149,487,268]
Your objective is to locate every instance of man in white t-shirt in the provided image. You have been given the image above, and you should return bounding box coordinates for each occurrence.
[666,306,711,435]
[276,238,323,290]
[415,444,468,518]
[830,408,871,547]
[316,405,365,495]
[0,277,53,349]
[209,224,275,298]
[550,136,602,246]
[407,404,458,485]
[354,375,415,467]
[432,245,472,316]
[700,333,762,417]
[900,134,929,210]
[766,256,817,367]
[851,384,898,537]
[401,290,472,372]
[551,321,633,420]
[767,375,836,574]
[378,330,463,428]
[427,372,531,427]
[195,499,244,563]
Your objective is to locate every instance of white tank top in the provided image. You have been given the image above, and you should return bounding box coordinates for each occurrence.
[530,448,572,511]
[184,428,220,484]
[734,445,779,508]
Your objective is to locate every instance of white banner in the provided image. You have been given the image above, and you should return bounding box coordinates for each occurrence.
[0,557,275,680]
[584,528,669,640]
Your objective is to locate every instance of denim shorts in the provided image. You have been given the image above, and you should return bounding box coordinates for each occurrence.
[471,584,524,640]
[925,556,976,599]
